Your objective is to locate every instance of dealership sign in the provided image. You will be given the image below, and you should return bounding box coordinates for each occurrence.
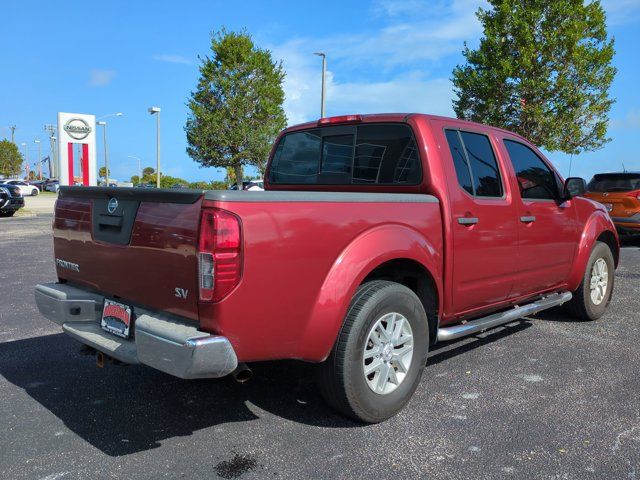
[57,112,97,187]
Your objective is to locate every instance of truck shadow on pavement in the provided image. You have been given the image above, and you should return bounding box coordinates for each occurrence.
[0,322,531,457]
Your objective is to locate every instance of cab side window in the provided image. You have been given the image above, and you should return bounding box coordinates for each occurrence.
[504,140,558,200]
[445,129,503,198]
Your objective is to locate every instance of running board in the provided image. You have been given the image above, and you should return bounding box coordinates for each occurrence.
[437,291,572,342]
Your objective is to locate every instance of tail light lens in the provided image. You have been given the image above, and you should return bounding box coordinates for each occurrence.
[198,208,242,302]
[626,190,640,201]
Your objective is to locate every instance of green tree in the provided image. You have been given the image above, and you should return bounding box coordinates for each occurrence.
[185,29,287,188]
[98,166,110,179]
[0,139,23,178]
[142,167,155,177]
[452,0,616,154]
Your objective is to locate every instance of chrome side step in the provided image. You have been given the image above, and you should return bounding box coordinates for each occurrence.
[437,291,572,342]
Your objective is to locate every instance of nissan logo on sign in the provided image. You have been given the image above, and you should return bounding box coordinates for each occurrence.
[63,118,92,140]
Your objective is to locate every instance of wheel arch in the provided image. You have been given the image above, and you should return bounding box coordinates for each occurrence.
[567,211,619,291]
[298,224,443,362]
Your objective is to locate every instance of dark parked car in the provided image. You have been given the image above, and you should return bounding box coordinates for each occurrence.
[0,183,25,217]
[29,180,47,192]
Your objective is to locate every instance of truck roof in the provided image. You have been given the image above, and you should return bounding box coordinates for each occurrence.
[282,113,527,141]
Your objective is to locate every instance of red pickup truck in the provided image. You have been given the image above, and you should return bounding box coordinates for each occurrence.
[35,113,619,423]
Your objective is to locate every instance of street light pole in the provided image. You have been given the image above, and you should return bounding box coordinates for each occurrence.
[96,121,109,186]
[314,52,327,118]
[148,107,161,188]
[34,140,41,180]
[96,113,123,187]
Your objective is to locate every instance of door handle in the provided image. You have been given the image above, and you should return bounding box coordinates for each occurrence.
[458,217,479,225]
[520,216,536,223]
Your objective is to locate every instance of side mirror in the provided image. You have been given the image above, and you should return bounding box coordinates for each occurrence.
[563,177,587,199]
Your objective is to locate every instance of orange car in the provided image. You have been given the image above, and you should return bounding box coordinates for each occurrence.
[584,172,640,235]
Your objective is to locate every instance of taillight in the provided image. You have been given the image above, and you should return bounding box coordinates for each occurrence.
[626,190,640,201]
[198,208,242,302]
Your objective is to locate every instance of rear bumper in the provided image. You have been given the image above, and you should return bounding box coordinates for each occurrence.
[611,212,640,227]
[34,282,238,379]
[611,213,640,233]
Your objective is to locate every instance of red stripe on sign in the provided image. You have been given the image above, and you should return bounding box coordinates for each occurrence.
[67,143,74,186]
[82,143,89,185]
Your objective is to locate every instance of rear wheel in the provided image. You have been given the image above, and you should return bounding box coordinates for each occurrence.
[317,280,430,423]
[566,241,614,321]
[31,188,39,196]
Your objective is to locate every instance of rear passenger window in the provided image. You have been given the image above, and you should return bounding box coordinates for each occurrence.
[445,129,503,197]
[269,124,421,185]
[270,130,321,184]
[445,130,473,195]
[504,140,558,200]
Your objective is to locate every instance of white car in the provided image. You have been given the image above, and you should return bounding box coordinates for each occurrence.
[0,180,39,196]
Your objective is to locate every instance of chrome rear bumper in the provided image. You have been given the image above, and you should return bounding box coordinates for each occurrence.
[34,282,238,379]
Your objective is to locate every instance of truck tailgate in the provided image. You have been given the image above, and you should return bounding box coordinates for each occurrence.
[53,187,204,322]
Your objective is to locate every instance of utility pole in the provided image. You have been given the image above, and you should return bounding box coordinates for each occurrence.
[21,143,28,179]
[9,125,16,144]
[44,124,57,178]
[35,140,42,180]
[314,52,327,118]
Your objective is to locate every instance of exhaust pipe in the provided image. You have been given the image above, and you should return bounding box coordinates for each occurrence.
[231,363,252,383]
[96,352,105,368]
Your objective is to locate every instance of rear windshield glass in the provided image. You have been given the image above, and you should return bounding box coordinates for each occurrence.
[268,124,421,185]
[587,174,640,192]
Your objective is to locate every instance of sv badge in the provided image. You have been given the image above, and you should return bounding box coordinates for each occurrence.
[174,288,189,299]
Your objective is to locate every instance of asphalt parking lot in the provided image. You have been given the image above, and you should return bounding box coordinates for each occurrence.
[1,212,639,479]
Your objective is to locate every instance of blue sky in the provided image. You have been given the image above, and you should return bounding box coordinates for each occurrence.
[1,0,640,183]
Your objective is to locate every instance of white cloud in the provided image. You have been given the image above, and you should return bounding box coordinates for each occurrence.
[88,69,116,87]
[611,109,640,129]
[153,54,192,65]
[273,41,455,125]
[602,0,640,25]
[270,1,483,125]
[319,0,486,68]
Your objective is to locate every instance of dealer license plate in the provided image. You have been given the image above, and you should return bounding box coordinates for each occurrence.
[101,299,133,338]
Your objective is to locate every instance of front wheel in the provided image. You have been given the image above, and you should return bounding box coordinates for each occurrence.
[565,241,615,321]
[0,210,15,217]
[317,280,430,423]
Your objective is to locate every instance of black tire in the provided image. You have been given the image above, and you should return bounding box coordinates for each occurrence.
[32,188,38,196]
[565,241,615,321]
[0,210,15,217]
[318,280,430,423]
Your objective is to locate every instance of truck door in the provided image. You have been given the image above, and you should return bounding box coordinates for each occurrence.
[439,127,519,314]
[498,137,579,295]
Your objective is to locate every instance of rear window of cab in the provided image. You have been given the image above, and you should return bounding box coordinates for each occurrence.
[268,123,422,186]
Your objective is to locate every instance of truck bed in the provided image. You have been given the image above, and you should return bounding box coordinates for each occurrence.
[52,187,443,362]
